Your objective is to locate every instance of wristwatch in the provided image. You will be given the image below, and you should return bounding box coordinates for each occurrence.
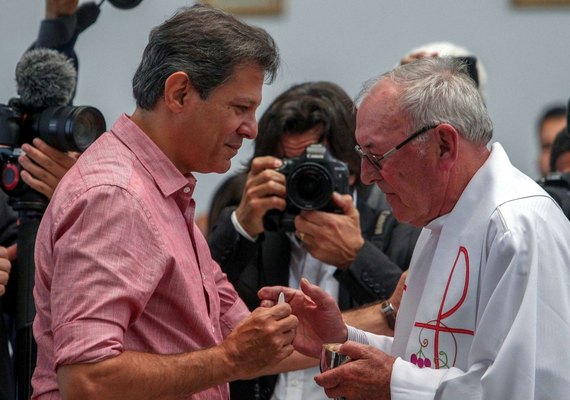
[380,300,397,330]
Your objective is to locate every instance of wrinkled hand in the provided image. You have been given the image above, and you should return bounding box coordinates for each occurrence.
[258,279,347,358]
[19,138,78,199]
[234,156,286,237]
[315,341,395,400]
[0,247,12,297]
[221,303,297,380]
[295,192,364,269]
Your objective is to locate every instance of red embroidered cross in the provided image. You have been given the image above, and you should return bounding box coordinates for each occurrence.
[413,246,474,369]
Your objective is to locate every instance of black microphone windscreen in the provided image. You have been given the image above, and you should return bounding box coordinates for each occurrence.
[15,48,77,109]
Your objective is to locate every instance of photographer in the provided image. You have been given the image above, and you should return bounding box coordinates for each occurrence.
[208,81,420,400]
[537,126,570,220]
[0,1,99,398]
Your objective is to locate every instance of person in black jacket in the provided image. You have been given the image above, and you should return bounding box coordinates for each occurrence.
[207,81,420,400]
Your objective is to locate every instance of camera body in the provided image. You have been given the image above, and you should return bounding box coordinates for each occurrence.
[263,143,350,232]
[537,172,570,221]
[0,97,105,198]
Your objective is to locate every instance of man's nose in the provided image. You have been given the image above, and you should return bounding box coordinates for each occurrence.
[360,159,382,185]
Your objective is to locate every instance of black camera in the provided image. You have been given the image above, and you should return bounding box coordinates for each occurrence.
[263,143,350,232]
[537,172,570,221]
[0,97,106,198]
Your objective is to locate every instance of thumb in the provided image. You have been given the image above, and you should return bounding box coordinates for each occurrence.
[331,192,356,217]
[338,341,367,360]
[300,278,335,309]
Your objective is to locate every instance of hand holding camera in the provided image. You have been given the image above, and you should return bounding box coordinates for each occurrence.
[294,192,365,269]
[235,144,365,268]
[18,138,78,199]
[234,156,288,238]
[263,143,350,232]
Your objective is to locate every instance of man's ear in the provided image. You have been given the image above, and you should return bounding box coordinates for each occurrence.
[435,124,459,170]
[163,71,194,112]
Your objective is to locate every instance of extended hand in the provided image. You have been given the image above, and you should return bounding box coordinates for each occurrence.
[221,303,297,380]
[19,138,78,199]
[234,156,286,237]
[315,341,395,400]
[258,279,347,358]
[295,192,364,269]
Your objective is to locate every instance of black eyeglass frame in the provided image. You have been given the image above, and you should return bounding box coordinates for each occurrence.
[354,124,438,172]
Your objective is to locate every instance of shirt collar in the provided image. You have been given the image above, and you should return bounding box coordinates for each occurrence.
[109,114,196,198]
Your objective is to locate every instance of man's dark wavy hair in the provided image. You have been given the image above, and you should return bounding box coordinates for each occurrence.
[252,81,360,181]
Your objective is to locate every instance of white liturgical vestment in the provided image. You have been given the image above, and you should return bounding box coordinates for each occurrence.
[355,143,570,399]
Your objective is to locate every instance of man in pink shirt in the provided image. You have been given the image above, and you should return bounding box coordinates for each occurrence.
[32,5,302,399]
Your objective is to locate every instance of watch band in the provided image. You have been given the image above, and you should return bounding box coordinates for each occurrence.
[380,300,397,330]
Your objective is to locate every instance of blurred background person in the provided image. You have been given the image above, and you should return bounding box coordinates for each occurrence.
[399,41,488,104]
[537,126,570,220]
[536,103,567,177]
[550,127,570,173]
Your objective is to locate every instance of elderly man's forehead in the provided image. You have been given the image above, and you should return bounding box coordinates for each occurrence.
[359,81,403,123]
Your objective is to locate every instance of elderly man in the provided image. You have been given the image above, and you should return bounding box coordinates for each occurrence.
[260,57,570,400]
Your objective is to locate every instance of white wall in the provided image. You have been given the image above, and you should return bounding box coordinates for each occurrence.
[1,0,569,216]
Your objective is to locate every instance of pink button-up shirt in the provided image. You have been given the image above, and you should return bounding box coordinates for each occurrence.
[32,114,249,399]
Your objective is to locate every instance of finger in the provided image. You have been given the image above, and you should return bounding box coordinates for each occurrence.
[0,270,9,286]
[0,259,12,274]
[6,244,17,261]
[18,153,58,182]
[331,192,356,216]
[269,303,294,320]
[20,170,54,199]
[31,138,77,171]
[259,300,274,308]
[20,144,66,181]
[338,341,368,360]
[249,156,283,174]
[0,247,7,258]
[258,285,293,303]
[314,367,342,389]
[299,278,333,309]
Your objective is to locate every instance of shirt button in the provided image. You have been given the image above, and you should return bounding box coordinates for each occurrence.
[183,186,190,193]
[202,273,206,280]
[212,325,215,333]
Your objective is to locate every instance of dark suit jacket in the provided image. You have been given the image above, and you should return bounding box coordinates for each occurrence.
[208,180,420,400]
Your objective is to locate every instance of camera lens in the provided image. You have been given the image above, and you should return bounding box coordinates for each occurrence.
[287,162,333,210]
[34,106,106,152]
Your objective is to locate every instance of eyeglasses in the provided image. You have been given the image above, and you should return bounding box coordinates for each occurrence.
[355,124,438,172]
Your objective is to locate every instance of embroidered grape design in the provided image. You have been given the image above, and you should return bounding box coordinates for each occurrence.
[410,353,432,368]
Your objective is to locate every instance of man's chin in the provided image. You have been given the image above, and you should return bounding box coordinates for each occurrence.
[214,160,232,174]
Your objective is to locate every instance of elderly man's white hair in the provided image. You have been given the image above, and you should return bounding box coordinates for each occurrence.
[402,41,488,103]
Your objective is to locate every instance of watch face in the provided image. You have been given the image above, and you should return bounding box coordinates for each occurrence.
[381,301,396,329]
